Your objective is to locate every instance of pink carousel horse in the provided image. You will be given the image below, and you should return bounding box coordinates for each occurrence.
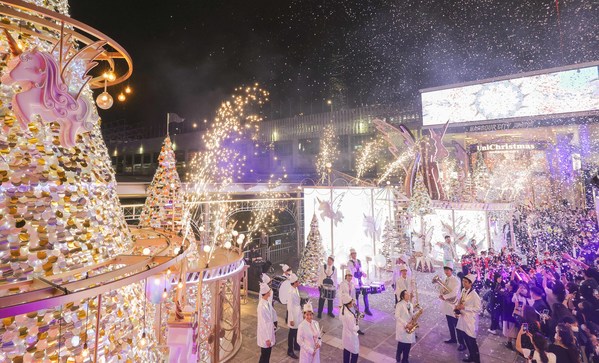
[1,29,104,147]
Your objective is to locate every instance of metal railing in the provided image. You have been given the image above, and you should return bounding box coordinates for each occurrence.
[243,244,294,265]
[122,203,145,221]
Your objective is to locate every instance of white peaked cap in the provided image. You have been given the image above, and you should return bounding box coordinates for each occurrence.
[259,282,271,295]
[261,273,271,284]
[289,273,299,283]
[398,263,408,271]
[280,264,291,273]
[344,269,352,276]
[443,262,454,270]
[328,255,335,261]
[341,294,353,305]
[464,274,477,283]
[349,248,356,254]
[303,302,314,313]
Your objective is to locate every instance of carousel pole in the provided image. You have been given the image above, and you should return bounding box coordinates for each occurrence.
[94,294,102,363]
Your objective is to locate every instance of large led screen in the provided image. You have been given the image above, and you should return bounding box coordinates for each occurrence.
[303,187,394,270]
[422,65,599,126]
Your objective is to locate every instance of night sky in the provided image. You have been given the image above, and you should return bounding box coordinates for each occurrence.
[70,0,599,137]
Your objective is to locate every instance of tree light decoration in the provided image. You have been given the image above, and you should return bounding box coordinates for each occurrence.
[297,214,326,287]
[407,172,434,216]
[316,124,339,184]
[355,138,384,179]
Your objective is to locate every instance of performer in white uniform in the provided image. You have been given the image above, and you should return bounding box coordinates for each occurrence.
[438,264,464,349]
[278,264,293,305]
[339,294,360,363]
[257,283,276,363]
[455,273,482,363]
[394,264,411,304]
[395,290,416,363]
[347,248,372,315]
[338,270,364,335]
[297,302,322,363]
[317,255,338,318]
[286,273,302,358]
[261,273,279,329]
[437,235,457,267]
[338,269,355,302]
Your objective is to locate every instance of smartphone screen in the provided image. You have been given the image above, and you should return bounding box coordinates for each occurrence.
[522,323,528,332]
[542,309,549,315]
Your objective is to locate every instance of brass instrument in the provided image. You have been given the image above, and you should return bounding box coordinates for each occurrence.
[432,275,457,304]
[454,290,466,318]
[411,278,420,309]
[405,304,424,334]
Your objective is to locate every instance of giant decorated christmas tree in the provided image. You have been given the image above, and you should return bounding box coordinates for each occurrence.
[0,2,156,361]
[297,213,326,287]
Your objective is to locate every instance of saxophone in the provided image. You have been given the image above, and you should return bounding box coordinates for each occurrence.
[454,289,466,318]
[405,304,423,334]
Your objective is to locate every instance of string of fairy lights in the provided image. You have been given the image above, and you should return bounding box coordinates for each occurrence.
[185,85,289,265]
[316,124,339,184]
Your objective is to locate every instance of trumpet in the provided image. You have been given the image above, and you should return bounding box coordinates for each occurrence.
[432,275,457,304]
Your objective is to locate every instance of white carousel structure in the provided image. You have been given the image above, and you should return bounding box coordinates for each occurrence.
[0,1,245,362]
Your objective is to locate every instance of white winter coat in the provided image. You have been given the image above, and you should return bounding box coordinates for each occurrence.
[298,319,321,363]
[456,288,482,338]
[257,298,276,348]
[440,275,461,316]
[287,287,303,329]
[395,300,416,344]
[340,305,360,354]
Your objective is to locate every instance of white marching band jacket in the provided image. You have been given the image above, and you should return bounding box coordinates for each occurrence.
[456,287,482,338]
[297,319,322,363]
[440,275,461,316]
[266,286,278,323]
[394,276,411,300]
[340,305,360,354]
[287,286,303,328]
[257,298,276,348]
[339,280,356,301]
[395,300,416,344]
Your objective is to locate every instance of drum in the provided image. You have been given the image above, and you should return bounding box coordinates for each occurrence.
[320,285,336,300]
[271,275,287,303]
[370,282,386,294]
[360,285,371,295]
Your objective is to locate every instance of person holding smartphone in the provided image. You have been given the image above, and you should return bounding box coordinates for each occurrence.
[516,324,556,363]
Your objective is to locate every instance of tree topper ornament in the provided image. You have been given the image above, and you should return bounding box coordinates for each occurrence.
[1,29,105,147]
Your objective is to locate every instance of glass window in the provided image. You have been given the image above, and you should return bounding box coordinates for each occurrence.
[298,138,319,155]
[274,141,293,156]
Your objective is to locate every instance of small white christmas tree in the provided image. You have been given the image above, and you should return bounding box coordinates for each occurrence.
[297,214,326,287]
[408,171,434,216]
[139,136,185,232]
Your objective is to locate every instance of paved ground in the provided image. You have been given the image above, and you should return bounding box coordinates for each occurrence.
[235,270,526,363]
